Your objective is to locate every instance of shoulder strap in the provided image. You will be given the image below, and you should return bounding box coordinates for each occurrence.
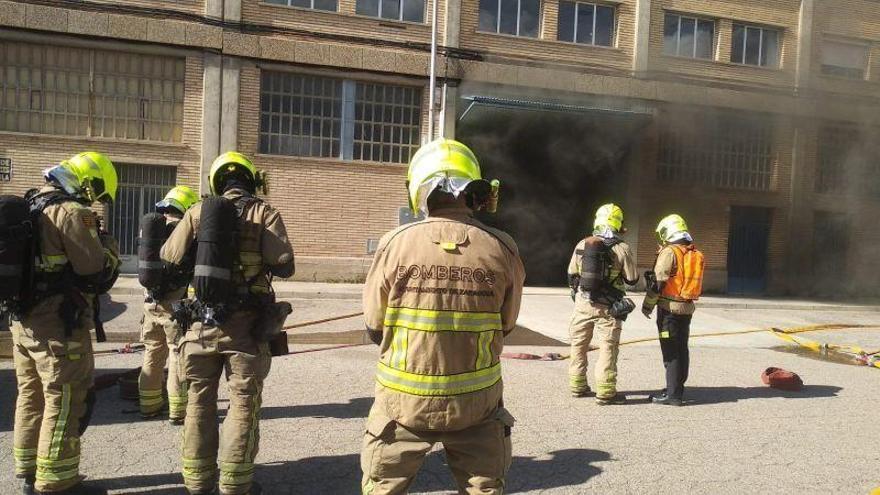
[28,190,74,214]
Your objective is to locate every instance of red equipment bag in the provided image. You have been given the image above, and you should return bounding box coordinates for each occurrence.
[761,367,804,391]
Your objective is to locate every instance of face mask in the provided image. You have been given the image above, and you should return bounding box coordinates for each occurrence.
[414,176,473,215]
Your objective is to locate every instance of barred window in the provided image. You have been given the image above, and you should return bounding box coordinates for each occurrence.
[107,164,177,256]
[816,125,880,196]
[259,71,422,164]
[658,112,775,191]
[0,41,185,142]
[353,83,421,163]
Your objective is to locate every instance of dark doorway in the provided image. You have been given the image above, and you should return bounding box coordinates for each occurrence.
[458,106,647,286]
[727,206,771,294]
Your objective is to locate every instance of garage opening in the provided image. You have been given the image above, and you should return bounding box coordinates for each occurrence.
[457,96,651,286]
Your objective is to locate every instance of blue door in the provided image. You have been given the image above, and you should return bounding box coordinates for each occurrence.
[727,207,771,294]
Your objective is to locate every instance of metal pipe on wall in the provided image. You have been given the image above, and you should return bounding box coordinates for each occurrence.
[427,0,439,142]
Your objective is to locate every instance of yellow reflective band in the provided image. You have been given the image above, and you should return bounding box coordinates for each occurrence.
[384,307,502,333]
[220,462,255,473]
[49,384,71,460]
[475,331,495,369]
[389,328,408,370]
[239,251,262,265]
[68,354,81,361]
[37,455,80,469]
[660,331,670,339]
[244,384,262,464]
[440,242,457,251]
[182,457,216,469]
[14,447,37,457]
[36,466,79,482]
[363,478,375,495]
[376,361,502,397]
[139,388,163,397]
[44,254,69,266]
[569,375,587,385]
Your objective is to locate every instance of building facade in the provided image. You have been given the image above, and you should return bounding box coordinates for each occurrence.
[0,0,878,295]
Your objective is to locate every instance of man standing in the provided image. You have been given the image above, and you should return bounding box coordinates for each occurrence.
[161,152,294,495]
[10,152,119,494]
[138,185,199,422]
[361,139,525,495]
[642,214,704,407]
[566,204,638,404]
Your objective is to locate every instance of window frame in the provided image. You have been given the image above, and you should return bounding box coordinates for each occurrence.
[262,0,338,12]
[662,12,716,60]
[819,39,869,80]
[731,23,781,68]
[356,0,426,23]
[478,0,542,38]
[258,70,423,165]
[556,1,616,48]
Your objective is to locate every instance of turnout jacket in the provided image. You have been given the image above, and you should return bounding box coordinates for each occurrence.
[567,238,638,305]
[160,188,295,293]
[644,244,696,315]
[363,205,526,432]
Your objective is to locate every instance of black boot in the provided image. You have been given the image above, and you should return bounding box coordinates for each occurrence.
[17,475,35,495]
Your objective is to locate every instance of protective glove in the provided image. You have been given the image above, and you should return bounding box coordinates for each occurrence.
[641,305,653,319]
[570,288,577,302]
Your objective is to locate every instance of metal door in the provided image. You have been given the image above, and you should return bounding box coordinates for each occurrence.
[727,207,771,294]
[106,164,177,272]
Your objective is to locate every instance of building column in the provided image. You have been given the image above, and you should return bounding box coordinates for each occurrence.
[632,0,651,76]
[220,57,241,153]
[795,0,815,91]
[443,0,461,48]
[200,53,222,195]
[440,84,457,139]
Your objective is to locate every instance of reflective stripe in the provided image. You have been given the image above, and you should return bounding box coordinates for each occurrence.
[475,331,495,369]
[0,263,22,276]
[660,331,670,339]
[194,264,231,280]
[376,362,502,397]
[182,457,217,469]
[49,384,71,459]
[389,328,408,370]
[220,461,255,485]
[14,447,37,470]
[36,455,80,483]
[244,383,262,464]
[384,307,502,333]
[138,260,164,269]
[239,251,261,265]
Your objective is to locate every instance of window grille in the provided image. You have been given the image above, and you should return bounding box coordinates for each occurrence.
[663,13,715,59]
[658,112,775,191]
[264,0,337,11]
[259,70,421,164]
[557,2,615,47]
[731,24,780,68]
[0,41,184,142]
[107,164,177,256]
[356,0,425,22]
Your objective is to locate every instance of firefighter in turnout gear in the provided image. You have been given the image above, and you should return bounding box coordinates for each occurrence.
[138,185,199,422]
[10,152,120,494]
[161,152,294,495]
[566,203,638,404]
[361,139,525,495]
[642,214,705,406]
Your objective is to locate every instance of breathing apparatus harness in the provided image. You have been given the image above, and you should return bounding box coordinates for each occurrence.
[574,234,636,320]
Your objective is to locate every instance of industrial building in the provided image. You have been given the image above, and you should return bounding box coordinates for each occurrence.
[0,0,878,295]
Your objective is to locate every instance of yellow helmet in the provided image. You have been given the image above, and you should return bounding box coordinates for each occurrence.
[594,203,624,232]
[63,152,117,204]
[156,185,199,214]
[407,139,485,214]
[656,214,689,243]
[208,151,266,195]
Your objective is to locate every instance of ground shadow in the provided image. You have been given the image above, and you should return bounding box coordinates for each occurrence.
[505,325,567,347]
[625,385,842,405]
[99,294,129,322]
[94,448,608,494]
[258,397,373,420]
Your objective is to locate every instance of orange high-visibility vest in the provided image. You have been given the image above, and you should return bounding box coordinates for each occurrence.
[661,244,705,301]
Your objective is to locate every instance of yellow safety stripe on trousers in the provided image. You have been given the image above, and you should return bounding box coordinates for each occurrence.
[182,457,217,483]
[49,384,71,460]
[182,457,217,469]
[36,455,80,483]
[388,328,408,370]
[363,478,375,495]
[569,375,587,386]
[376,361,502,397]
[475,331,495,369]
[219,461,255,486]
[14,447,37,470]
[243,383,262,466]
[37,254,69,273]
[168,393,188,415]
[383,307,502,333]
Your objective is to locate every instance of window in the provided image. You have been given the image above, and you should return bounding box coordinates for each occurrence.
[264,0,337,11]
[557,2,614,47]
[0,41,185,141]
[816,124,880,196]
[658,111,775,191]
[812,211,849,289]
[731,24,780,67]
[478,0,541,38]
[259,71,421,164]
[663,13,714,59]
[821,41,868,79]
[356,0,425,22]
[107,164,177,257]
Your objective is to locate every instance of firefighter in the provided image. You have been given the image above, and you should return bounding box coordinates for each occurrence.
[11,152,120,494]
[138,185,199,422]
[566,204,638,404]
[161,152,294,495]
[642,214,705,407]
[361,139,525,495]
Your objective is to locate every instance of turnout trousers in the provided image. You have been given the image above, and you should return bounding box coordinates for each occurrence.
[567,297,623,399]
[361,407,515,495]
[11,294,95,493]
[138,300,188,419]
[657,308,692,400]
[178,310,271,495]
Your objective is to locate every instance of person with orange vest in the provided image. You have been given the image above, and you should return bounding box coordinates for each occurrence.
[642,214,705,407]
